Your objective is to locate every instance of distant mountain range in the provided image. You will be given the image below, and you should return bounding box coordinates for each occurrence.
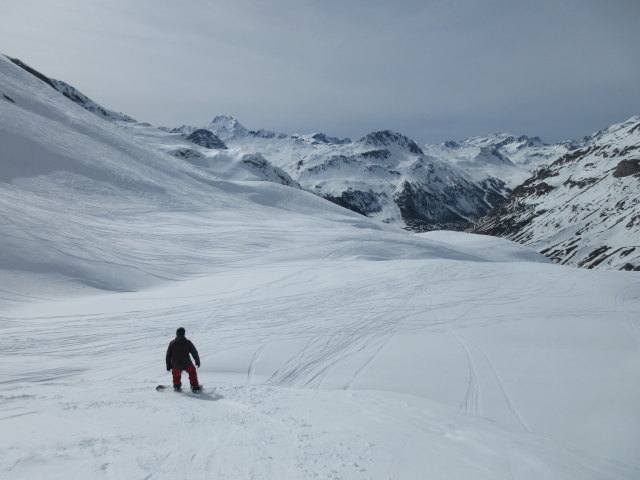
[3,55,638,270]
[167,116,513,231]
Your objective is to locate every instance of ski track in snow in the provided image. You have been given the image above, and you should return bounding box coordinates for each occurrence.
[616,284,640,340]
[428,270,535,431]
[447,326,483,416]
[459,334,533,433]
[342,337,390,391]
[247,343,267,385]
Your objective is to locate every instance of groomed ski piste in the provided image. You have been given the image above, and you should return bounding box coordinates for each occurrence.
[1,55,639,479]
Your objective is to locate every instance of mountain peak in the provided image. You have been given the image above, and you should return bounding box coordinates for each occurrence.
[211,114,239,124]
[359,130,423,155]
[207,115,248,140]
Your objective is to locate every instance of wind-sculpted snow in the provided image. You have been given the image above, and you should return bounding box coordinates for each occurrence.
[1,54,640,479]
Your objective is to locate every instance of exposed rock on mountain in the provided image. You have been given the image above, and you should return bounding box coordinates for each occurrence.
[186,129,227,149]
[7,56,135,122]
[613,159,640,178]
[169,148,208,167]
[309,133,351,145]
[322,189,385,216]
[471,117,640,270]
[248,129,288,140]
[360,131,424,155]
[240,153,301,188]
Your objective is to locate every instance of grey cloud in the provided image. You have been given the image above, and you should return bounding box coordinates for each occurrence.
[1,0,638,143]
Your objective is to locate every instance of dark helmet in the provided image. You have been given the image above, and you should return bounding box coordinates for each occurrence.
[176,327,186,336]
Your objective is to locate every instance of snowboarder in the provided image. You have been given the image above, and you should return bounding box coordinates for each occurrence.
[166,327,202,392]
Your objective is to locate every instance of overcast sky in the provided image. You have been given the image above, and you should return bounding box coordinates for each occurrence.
[1,0,639,143]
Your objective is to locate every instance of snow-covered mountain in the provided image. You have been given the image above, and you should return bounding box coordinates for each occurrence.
[172,114,249,141]
[423,132,578,187]
[296,130,509,230]
[170,117,510,231]
[1,54,640,479]
[471,116,640,270]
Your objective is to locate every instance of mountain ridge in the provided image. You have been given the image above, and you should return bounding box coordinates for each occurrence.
[471,116,640,270]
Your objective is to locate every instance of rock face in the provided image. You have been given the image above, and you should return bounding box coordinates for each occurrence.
[471,116,640,270]
[186,129,227,149]
[613,159,640,178]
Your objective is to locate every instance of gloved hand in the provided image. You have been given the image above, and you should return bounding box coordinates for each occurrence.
[196,362,200,368]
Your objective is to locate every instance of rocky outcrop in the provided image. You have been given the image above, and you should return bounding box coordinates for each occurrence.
[322,189,385,216]
[613,159,640,178]
[186,129,227,150]
[359,131,424,155]
[240,154,301,188]
[170,148,208,167]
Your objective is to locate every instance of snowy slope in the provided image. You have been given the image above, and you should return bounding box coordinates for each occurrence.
[1,55,640,480]
[118,120,301,188]
[472,117,640,270]
[7,56,135,122]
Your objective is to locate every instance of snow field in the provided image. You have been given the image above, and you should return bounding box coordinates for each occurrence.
[2,252,639,479]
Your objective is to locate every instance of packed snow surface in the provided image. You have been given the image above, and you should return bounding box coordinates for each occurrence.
[1,55,640,479]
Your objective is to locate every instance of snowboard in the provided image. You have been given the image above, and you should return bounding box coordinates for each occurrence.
[156,384,204,393]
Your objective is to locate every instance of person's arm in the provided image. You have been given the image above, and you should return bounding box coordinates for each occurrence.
[166,343,173,371]
[190,341,201,368]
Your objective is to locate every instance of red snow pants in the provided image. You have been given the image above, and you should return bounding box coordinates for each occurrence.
[172,365,199,388]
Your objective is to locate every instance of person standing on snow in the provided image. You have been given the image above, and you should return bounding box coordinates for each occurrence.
[166,327,202,392]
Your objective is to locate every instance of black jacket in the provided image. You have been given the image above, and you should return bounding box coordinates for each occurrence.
[166,335,200,370]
